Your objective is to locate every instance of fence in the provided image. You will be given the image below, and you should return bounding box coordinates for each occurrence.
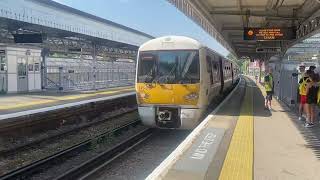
[270,61,318,109]
[45,57,135,91]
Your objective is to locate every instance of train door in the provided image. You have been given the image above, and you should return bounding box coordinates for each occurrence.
[0,50,7,93]
[211,58,219,83]
[17,57,28,92]
[206,55,213,100]
[219,57,224,93]
[231,63,234,84]
[206,55,213,85]
[28,57,41,91]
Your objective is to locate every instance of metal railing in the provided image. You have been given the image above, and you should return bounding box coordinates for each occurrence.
[45,58,135,91]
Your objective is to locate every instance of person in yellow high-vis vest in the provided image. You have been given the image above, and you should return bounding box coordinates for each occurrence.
[297,64,306,121]
[299,71,312,119]
[264,70,273,110]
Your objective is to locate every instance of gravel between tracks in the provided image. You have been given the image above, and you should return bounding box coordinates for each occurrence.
[0,107,134,152]
[89,129,191,180]
[0,111,138,176]
[30,124,147,180]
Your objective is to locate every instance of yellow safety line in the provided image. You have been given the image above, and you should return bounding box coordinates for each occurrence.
[0,87,134,110]
[219,78,254,180]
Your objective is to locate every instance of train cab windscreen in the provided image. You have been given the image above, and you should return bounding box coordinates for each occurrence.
[138,51,199,84]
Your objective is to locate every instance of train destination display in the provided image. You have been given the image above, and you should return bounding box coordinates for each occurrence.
[244,28,296,40]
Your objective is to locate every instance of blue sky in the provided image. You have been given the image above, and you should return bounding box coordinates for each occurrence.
[53,0,229,56]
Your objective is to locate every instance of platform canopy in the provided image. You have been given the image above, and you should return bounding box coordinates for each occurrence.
[169,0,320,60]
[285,33,320,61]
[0,0,154,59]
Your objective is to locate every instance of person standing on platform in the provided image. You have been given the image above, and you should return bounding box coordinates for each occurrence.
[305,71,318,127]
[309,65,316,72]
[264,70,273,110]
[298,64,306,121]
[299,70,312,121]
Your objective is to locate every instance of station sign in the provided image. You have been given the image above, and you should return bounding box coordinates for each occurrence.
[256,47,281,53]
[13,34,43,43]
[244,28,296,41]
[68,48,82,52]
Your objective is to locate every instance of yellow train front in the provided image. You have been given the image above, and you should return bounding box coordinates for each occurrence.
[135,36,239,129]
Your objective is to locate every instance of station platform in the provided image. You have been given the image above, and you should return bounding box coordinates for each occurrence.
[147,76,320,180]
[0,86,134,115]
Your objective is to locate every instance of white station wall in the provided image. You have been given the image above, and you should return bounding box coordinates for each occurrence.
[2,46,42,93]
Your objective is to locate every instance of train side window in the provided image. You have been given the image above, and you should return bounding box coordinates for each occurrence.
[206,56,213,84]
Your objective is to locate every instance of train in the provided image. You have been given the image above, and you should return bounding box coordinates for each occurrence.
[135,36,240,129]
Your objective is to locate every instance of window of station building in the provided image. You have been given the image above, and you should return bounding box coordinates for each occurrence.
[0,63,6,71]
[17,58,27,76]
[28,64,34,72]
[34,63,40,71]
[0,55,6,71]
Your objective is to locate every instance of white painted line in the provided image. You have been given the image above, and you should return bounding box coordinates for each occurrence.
[145,78,243,180]
[0,92,136,121]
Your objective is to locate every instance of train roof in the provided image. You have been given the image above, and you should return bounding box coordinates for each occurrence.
[138,36,238,66]
[139,36,203,51]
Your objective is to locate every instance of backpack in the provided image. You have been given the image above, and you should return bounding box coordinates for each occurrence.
[264,75,270,82]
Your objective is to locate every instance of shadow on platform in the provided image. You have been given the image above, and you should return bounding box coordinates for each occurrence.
[279,102,320,160]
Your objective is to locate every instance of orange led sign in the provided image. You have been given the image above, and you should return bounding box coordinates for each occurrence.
[244,28,296,41]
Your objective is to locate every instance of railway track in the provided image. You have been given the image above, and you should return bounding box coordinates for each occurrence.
[0,120,152,180]
[0,107,137,157]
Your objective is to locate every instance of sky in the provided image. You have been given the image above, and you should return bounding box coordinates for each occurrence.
[52,0,229,56]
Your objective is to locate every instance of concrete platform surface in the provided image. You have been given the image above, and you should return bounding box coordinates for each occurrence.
[147,76,320,180]
[0,86,134,115]
[254,78,320,180]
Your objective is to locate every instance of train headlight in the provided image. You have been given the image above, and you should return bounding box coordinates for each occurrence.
[138,92,149,99]
[184,92,199,101]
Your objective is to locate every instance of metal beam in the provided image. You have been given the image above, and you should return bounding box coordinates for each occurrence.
[232,40,257,44]
[228,32,243,35]
[167,0,236,56]
[222,26,243,31]
[210,5,301,10]
[292,46,320,49]
[237,49,257,53]
[210,10,305,20]
[235,44,256,47]
[229,34,243,37]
